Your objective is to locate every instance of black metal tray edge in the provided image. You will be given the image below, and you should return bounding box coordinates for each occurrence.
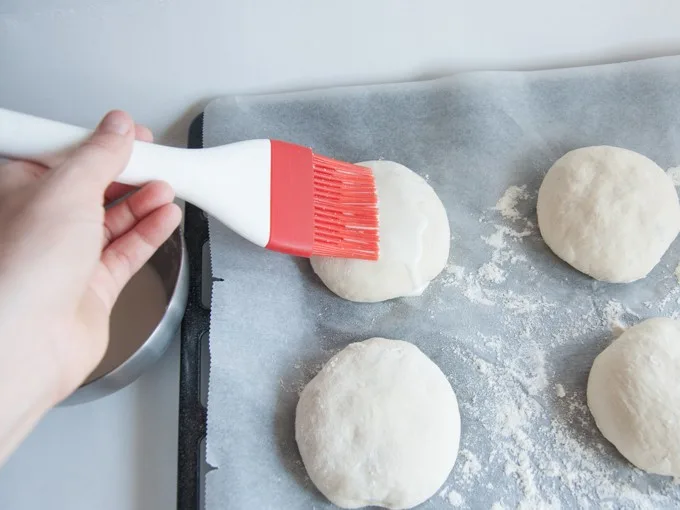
[177,113,209,510]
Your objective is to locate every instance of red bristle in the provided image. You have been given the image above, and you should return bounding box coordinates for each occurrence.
[311,154,379,260]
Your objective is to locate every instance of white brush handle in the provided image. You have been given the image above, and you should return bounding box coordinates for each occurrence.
[0,108,200,186]
[0,108,272,247]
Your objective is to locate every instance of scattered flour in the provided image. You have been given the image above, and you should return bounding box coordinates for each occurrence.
[675,261,680,284]
[462,282,495,306]
[601,300,638,335]
[427,184,680,509]
[459,449,482,479]
[446,335,676,509]
[447,490,464,507]
[288,182,680,509]
[446,264,466,281]
[478,262,507,284]
[667,166,680,186]
[494,185,530,221]
[439,485,465,508]
[482,225,532,257]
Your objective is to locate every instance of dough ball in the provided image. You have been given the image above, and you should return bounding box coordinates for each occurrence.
[295,338,460,509]
[311,161,450,302]
[537,146,680,283]
[587,317,680,477]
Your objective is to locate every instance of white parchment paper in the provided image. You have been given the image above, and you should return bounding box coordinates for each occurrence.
[204,57,680,509]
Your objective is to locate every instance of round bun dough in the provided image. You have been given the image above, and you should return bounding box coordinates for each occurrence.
[310,161,450,302]
[537,146,680,283]
[295,338,460,509]
[587,317,680,477]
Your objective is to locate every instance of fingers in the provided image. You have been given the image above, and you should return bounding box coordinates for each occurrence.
[96,203,182,309]
[103,124,154,203]
[134,124,153,143]
[104,182,136,203]
[103,181,175,247]
[54,110,135,193]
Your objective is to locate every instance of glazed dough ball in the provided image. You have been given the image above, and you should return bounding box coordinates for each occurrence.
[295,338,460,509]
[587,317,680,477]
[537,146,680,283]
[311,161,450,302]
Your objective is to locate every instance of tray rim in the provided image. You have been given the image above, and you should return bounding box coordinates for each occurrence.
[177,113,209,510]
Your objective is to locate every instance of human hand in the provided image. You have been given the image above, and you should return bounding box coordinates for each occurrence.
[0,111,181,462]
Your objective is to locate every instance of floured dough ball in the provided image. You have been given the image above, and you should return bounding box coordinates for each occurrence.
[295,338,460,509]
[587,317,680,477]
[311,161,450,302]
[537,146,680,283]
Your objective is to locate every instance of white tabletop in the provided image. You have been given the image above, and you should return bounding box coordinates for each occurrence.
[1,1,680,508]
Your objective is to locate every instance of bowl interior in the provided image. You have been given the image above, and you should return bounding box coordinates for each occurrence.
[72,229,186,400]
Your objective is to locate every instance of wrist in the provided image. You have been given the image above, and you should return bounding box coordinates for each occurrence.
[0,325,61,465]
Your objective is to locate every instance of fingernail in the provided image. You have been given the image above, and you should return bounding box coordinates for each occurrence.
[98,110,132,136]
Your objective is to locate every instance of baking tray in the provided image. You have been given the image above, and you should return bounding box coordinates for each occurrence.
[182,58,680,509]
[177,113,210,510]
[199,57,680,510]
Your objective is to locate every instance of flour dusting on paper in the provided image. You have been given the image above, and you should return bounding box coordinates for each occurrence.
[494,185,530,221]
[447,490,464,507]
[203,59,680,510]
[426,184,680,509]
[667,166,680,186]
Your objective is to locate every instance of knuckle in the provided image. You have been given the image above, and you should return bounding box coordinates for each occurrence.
[112,245,135,276]
[102,224,114,246]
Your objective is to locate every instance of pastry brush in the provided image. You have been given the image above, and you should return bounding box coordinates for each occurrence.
[0,108,379,260]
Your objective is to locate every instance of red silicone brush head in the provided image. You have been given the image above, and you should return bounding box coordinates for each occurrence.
[267,141,379,260]
[311,154,379,260]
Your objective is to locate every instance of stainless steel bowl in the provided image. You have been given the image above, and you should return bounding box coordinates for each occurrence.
[63,228,189,405]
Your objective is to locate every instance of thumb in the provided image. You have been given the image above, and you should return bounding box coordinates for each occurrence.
[54,110,135,192]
